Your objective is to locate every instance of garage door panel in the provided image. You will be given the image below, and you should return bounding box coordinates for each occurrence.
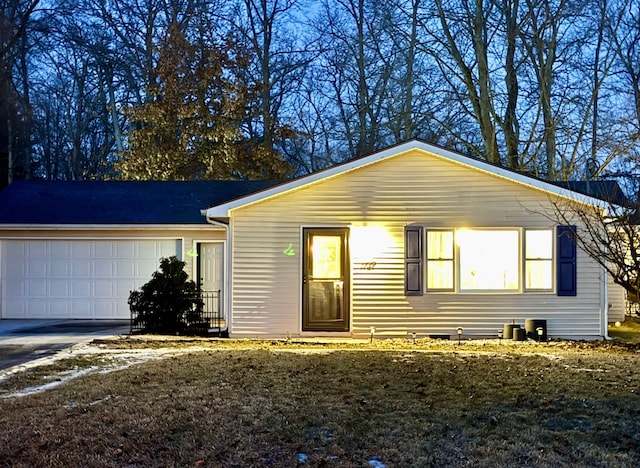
[70,299,92,316]
[51,242,71,258]
[51,261,70,277]
[72,262,90,277]
[115,261,135,277]
[138,241,158,257]
[50,280,70,297]
[94,301,115,318]
[72,242,91,257]
[27,259,46,277]
[28,280,47,297]
[1,239,180,319]
[115,281,138,298]
[27,242,47,258]
[26,300,47,317]
[50,301,71,317]
[93,242,115,257]
[4,279,25,297]
[72,281,91,298]
[116,242,136,257]
[94,281,114,297]
[94,260,115,278]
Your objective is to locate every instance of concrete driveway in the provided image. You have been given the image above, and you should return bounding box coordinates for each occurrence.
[0,320,130,372]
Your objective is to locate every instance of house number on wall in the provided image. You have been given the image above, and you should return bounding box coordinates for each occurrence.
[358,262,377,270]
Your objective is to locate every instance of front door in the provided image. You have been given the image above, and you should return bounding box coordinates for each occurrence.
[302,228,350,331]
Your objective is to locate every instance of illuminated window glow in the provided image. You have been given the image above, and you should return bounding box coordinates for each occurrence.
[426,230,454,290]
[423,228,554,293]
[525,230,553,290]
[458,230,519,290]
[312,235,341,278]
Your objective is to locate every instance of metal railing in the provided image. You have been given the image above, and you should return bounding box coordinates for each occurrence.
[200,289,225,336]
[130,289,224,336]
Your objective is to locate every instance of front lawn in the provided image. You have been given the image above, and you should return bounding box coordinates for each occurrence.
[609,315,640,344]
[1,340,640,467]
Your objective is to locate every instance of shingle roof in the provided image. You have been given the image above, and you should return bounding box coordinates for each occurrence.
[0,180,278,224]
[553,180,631,207]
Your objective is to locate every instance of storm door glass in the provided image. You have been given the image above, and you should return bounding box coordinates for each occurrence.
[302,228,350,331]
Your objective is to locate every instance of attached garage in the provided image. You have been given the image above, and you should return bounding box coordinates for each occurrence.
[0,179,276,322]
[1,239,180,319]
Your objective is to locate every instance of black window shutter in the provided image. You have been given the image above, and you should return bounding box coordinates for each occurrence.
[405,225,423,296]
[557,225,577,296]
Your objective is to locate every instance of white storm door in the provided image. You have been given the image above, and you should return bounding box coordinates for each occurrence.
[197,242,224,319]
[198,242,224,293]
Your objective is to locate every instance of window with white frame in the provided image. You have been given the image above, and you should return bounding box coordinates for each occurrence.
[426,230,454,290]
[457,229,520,291]
[524,229,553,290]
[422,228,554,292]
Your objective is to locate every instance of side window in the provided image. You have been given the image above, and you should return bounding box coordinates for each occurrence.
[426,230,454,290]
[524,229,553,290]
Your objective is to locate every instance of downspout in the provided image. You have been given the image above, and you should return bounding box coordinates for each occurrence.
[203,213,230,335]
[602,265,611,340]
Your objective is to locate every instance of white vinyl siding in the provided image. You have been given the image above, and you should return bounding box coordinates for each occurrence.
[229,149,605,339]
[607,275,627,323]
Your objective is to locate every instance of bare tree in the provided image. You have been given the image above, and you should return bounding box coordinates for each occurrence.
[550,183,640,300]
[427,0,501,164]
[313,0,400,158]
[0,0,41,188]
[604,0,640,175]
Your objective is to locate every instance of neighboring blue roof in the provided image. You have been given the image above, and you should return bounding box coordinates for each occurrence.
[0,180,278,224]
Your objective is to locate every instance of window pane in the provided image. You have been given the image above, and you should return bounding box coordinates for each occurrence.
[427,261,454,289]
[526,260,552,289]
[427,231,453,259]
[458,230,519,290]
[526,230,552,259]
[312,235,341,278]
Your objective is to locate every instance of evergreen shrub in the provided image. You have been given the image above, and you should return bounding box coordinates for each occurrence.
[129,256,204,334]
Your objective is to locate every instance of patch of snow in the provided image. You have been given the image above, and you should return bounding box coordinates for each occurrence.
[368,458,386,468]
[5,367,97,398]
[1,345,208,399]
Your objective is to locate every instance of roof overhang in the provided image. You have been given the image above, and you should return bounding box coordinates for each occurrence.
[0,224,226,232]
[202,140,607,218]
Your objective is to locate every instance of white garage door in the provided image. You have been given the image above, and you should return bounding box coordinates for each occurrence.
[1,239,180,319]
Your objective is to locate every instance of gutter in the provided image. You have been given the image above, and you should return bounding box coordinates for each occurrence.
[204,215,231,336]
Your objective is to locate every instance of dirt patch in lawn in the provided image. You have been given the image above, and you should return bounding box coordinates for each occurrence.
[1,339,640,467]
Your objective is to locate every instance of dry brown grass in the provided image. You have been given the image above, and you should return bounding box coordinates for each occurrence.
[1,337,640,467]
[609,315,640,344]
